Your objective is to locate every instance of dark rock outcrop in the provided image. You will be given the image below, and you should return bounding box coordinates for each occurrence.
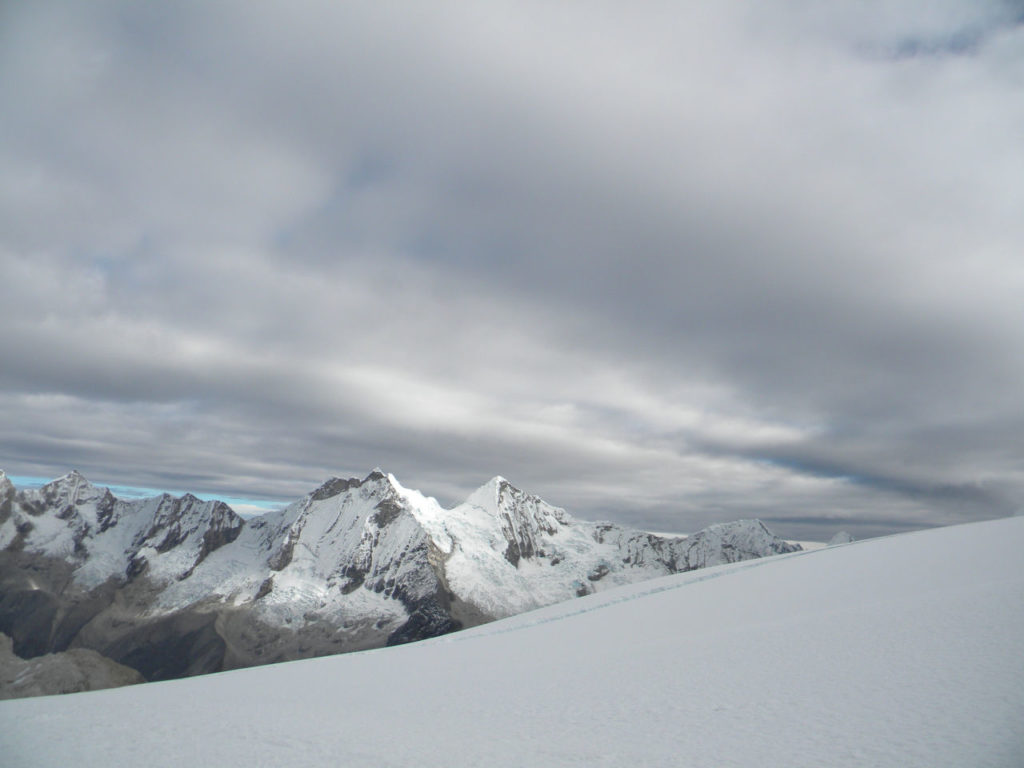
[0,632,144,700]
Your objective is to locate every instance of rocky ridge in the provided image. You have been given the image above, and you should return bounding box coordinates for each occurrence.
[0,631,143,699]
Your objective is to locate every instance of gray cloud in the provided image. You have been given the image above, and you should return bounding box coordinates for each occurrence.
[2,1,1022,540]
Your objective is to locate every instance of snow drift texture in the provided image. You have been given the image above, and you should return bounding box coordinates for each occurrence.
[0,469,797,690]
[2,516,1020,767]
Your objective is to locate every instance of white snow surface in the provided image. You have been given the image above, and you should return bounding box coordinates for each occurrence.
[3,516,1021,767]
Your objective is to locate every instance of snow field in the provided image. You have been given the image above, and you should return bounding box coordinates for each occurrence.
[1,516,1022,767]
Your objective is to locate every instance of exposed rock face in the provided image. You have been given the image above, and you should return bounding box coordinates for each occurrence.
[0,470,245,589]
[486,478,568,566]
[244,471,467,647]
[675,519,803,569]
[0,468,800,696]
[0,631,143,700]
[427,477,801,615]
[0,473,14,524]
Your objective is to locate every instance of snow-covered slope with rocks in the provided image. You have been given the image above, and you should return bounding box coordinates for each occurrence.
[0,469,244,589]
[419,475,798,617]
[0,632,143,700]
[0,468,798,688]
[3,516,1021,767]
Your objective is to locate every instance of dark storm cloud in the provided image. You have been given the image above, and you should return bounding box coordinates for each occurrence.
[1,1,1022,539]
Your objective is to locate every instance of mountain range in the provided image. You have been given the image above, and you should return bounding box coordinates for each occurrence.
[0,468,798,691]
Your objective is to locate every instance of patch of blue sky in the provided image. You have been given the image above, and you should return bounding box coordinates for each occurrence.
[7,475,54,490]
[7,475,282,516]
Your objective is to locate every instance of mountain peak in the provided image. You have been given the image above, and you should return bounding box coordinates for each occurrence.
[828,531,855,546]
[310,476,360,502]
[465,475,517,512]
[362,469,405,495]
[682,518,801,569]
[306,469,401,503]
[41,470,97,500]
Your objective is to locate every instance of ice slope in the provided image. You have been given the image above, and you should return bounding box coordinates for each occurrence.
[3,516,1021,768]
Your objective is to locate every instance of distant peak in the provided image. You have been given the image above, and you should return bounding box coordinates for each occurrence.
[48,469,91,488]
[310,476,359,501]
[483,475,516,493]
[35,470,103,506]
[698,519,770,535]
[464,475,523,512]
[306,470,400,503]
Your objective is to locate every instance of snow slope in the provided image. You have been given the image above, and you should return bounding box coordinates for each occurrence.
[2,516,1021,767]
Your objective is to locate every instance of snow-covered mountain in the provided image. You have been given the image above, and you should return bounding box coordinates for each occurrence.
[0,469,244,590]
[0,468,798,685]
[3,516,1021,767]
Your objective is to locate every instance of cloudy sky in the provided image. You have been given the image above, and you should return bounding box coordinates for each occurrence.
[2,1,1022,539]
